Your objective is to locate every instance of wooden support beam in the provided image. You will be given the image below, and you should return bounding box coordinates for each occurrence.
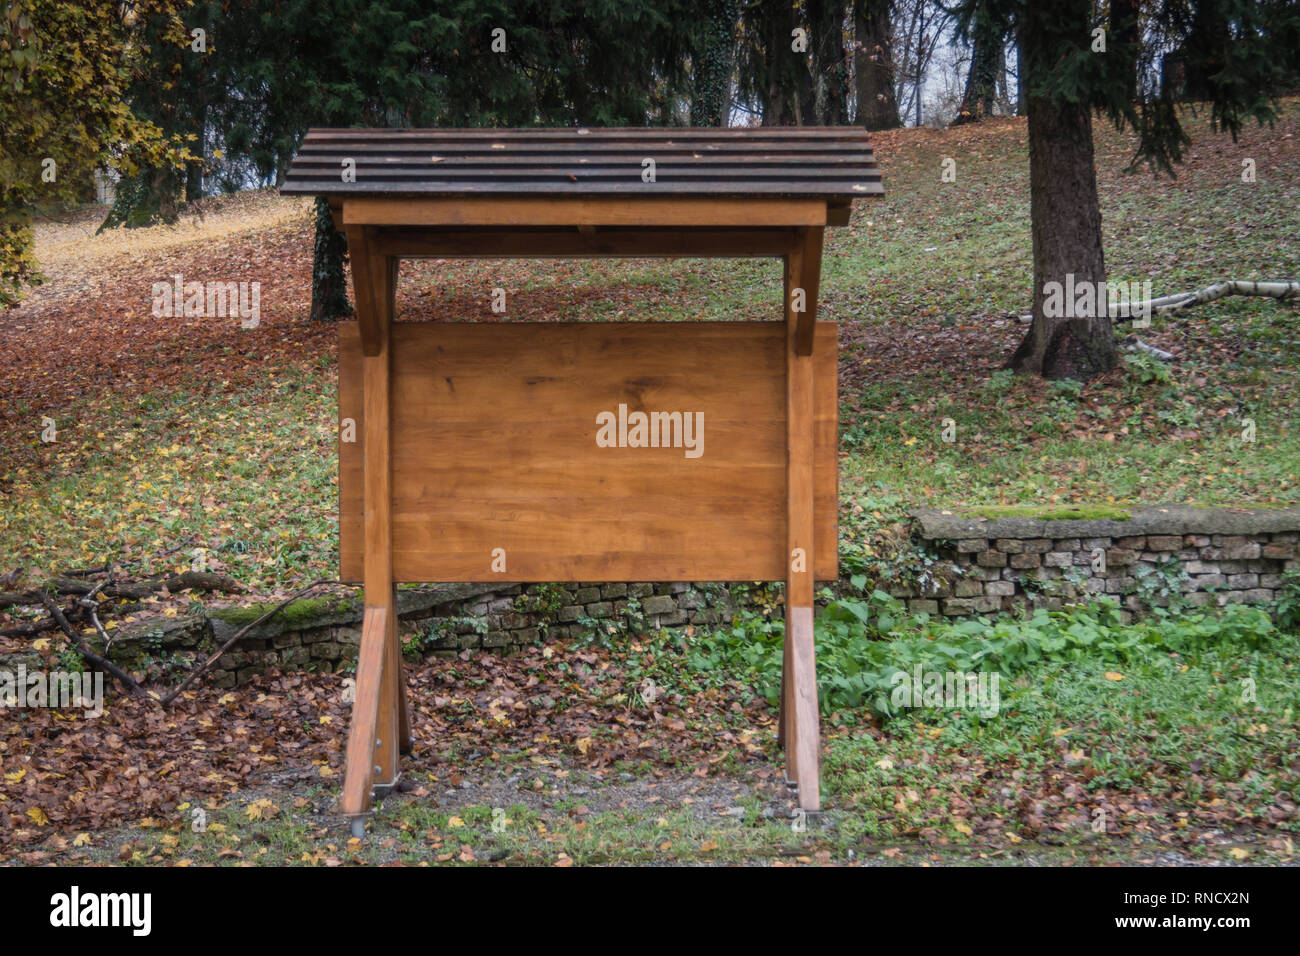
[793,227,823,356]
[340,605,387,816]
[783,243,822,812]
[344,226,381,356]
[370,227,800,260]
[343,196,828,228]
[340,247,404,819]
[367,253,401,790]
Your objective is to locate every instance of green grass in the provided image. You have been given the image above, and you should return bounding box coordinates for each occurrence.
[0,361,339,589]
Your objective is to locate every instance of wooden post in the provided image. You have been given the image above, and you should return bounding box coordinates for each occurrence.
[782,227,823,811]
[340,235,404,823]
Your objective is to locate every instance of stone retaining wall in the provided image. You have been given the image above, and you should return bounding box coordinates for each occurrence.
[904,505,1300,619]
[14,580,748,688]
[7,505,1295,688]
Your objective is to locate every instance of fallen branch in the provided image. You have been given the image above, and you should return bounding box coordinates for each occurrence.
[2,570,242,609]
[1017,278,1300,323]
[1122,336,1176,362]
[160,579,336,707]
[1125,279,1300,317]
[0,618,60,638]
[40,592,145,698]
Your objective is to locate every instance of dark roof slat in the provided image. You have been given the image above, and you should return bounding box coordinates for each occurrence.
[282,127,881,201]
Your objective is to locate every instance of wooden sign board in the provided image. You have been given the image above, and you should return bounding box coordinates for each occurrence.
[338,321,838,583]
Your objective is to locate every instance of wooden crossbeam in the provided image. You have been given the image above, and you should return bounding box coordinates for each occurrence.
[342,196,829,228]
[369,227,800,259]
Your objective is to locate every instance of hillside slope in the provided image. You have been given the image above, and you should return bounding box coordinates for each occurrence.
[1,103,1298,589]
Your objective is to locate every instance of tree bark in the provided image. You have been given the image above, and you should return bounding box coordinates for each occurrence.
[954,2,1003,125]
[1008,3,1116,380]
[804,0,847,124]
[760,0,798,125]
[691,0,738,126]
[854,0,901,130]
[310,197,351,322]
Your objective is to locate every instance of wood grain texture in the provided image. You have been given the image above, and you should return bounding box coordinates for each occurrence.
[794,227,824,356]
[344,226,379,356]
[338,321,838,583]
[342,197,829,228]
[788,605,822,811]
[371,227,801,259]
[340,605,387,816]
[359,253,401,792]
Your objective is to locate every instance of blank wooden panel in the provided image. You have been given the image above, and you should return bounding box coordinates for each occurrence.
[338,321,837,583]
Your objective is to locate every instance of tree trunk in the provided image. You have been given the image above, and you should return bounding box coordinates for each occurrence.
[794,0,818,124]
[1015,42,1025,115]
[854,0,900,130]
[954,2,1002,124]
[310,198,351,322]
[691,0,738,126]
[803,0,846,124]
[1008,5,1116,379]
[1111,0,1141,103]
[760,0,798,125]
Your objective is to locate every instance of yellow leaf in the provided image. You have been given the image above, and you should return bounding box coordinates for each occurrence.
[1228,847,1249,860]
[73,832,92,847]
[4,769,26,784]
[447,815,465,828]
[27,806,49,826]
[318,715,332,725]
[576,736,593,755]
[32,638,50,652]
[700,840,719,852]
[954,822,973,836]
[1104,672,1125,681]
[245,798,275,821]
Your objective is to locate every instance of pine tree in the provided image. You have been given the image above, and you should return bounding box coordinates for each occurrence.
[950,0,1300,379]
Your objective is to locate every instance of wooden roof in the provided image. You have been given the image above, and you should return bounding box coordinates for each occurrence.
[282,127,882,200]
